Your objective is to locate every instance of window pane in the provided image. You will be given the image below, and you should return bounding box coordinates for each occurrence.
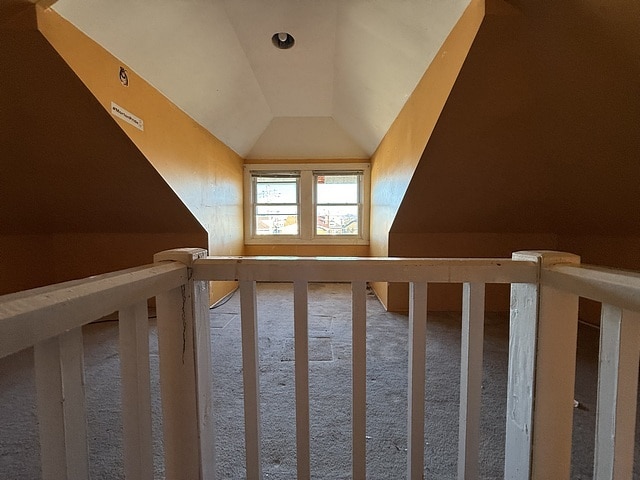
[256,205,298,235]
[316,174,358,204]
[316,205,358,235]
[256,177,298,204]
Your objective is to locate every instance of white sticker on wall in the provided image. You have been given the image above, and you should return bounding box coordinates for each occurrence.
[111,102,144,131]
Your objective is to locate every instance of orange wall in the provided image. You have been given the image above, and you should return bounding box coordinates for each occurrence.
[368,0,485,307]
[36,7,244,301]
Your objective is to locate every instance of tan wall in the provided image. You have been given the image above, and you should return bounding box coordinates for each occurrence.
[36,7,245,302]
[557,236,640,272]
[386,232,558,312]
[385,233,640,319]
[368,0,485,307]
[557,235,640,325]
[385,232,640,319]
[0,233,206,296]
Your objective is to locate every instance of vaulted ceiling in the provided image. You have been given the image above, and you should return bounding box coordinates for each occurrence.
[48,0,471,159]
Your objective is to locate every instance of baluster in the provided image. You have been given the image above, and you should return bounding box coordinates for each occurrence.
[594,305,640,480]
[294,280,311,480]
[458,282,485,479]
[504,251,580,480]
[352,281,367,479]
[119,301,153,480]
[407,282,428,480]
[34,327,89,480]
[240,280,263,479]
[154,247,214,480]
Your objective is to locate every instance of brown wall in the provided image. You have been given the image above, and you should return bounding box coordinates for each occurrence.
[0,7,242,301]
[0,20,207,294]
[0,233,205,295]
[36,7,245,302]
[387,233,558,312]
[388,0,640,316]
[37,6,244,251]
[368,0,485,307]
[558,235,640,324]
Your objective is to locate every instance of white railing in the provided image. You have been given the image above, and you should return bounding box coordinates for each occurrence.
[1,248,639,479]
[0,248,213,480]
[504,251,640,480]
[191,253,537,480]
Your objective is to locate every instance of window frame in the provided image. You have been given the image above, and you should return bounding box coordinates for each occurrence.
[252,172,301,237]
[244,163,370,245]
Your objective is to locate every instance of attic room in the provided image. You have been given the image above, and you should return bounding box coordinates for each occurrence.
[1,0,640,477]
[1,0,639,318]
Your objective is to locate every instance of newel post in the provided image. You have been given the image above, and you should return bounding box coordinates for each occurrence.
[504,251,580,480]
[154,248,215,480]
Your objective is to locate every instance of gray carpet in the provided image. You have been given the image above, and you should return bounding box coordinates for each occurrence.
[0,282,638,479]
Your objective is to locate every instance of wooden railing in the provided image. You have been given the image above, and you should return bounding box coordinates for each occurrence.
[1,248,639,479]
[190,253,537,480]
[0,248,213,480]
[504,251,640,480]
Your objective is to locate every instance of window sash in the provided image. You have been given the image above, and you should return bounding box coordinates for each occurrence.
[314,171,362,237]
[244,164,369,245]
[252,173,300,237]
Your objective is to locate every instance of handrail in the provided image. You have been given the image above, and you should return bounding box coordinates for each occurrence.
[0,262,187,359]
[542,263,640,312]
[193,254,538,480]
[3,249,639,480]
[193,256,538,283]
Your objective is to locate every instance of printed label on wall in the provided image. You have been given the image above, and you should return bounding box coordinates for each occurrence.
[111,102,144,131]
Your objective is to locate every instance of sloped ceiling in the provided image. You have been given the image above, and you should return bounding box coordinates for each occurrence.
[50,0,471,158]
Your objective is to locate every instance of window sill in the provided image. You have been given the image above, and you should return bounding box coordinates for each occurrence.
[245,237,370,246]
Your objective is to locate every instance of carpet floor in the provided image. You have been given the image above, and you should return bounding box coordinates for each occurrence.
[0,282,638,479]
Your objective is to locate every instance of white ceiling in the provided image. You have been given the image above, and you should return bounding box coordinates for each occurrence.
[51,0,470,159]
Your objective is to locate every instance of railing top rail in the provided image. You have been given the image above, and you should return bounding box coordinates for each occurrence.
[193,256,538,284]
[542,263,640,313]
[0,262,187,359]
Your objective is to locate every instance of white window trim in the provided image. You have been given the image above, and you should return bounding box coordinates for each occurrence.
[244,163,370,245]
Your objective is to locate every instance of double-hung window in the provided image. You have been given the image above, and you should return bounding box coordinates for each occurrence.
[315,171,360,236]
[245,164,369,244]
[253,173,300,236]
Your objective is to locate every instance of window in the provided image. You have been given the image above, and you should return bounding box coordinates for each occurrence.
[254,174,299,236]
[315,172,360,236]
[245,164,370,245]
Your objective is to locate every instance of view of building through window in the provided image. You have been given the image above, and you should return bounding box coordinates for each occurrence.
[254,175,299,235]
[315,174,359,235]
[247,166,367,243]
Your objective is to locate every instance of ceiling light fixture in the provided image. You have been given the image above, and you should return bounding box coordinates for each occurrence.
[272,32,295,49]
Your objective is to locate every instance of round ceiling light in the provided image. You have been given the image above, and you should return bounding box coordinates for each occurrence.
[272,32,295,49]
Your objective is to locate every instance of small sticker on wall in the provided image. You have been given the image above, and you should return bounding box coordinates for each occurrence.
[111,102,144,131]
[119,66,129,86]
